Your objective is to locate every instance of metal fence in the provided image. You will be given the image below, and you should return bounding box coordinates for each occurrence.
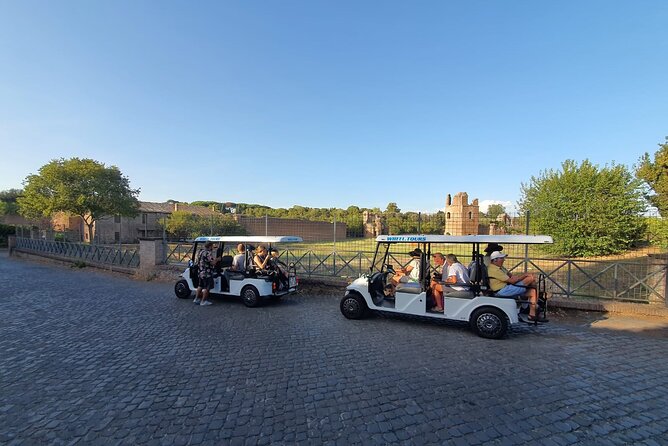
[14,237,140,269]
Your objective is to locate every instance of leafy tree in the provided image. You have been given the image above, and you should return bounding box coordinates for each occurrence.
[0,189,21,216]
[160,211,195,240]
[645,217,668,249]
[519,159,646,257]
[0,223,15,247]
[385,202,400,214]
[486,203,506,220]
[190,201,222,211]
[160,211,246,239]
[18,158,140,242]
[421,211,445,234]
[636,137,668,216]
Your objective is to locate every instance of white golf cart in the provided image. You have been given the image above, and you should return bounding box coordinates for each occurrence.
[340,234,553,339]
[174,236,302,307]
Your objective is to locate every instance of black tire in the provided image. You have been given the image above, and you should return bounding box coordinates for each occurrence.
[340,293,368,320]
[241,286,262,307]
[470,307,508,339]
[174,280,191,299]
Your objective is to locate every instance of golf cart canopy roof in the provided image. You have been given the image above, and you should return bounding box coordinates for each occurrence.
[194,236,303,243]
[375,234,553,244]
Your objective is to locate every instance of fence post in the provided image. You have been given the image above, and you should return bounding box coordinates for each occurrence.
[567,260,572,299]
[524,211,530,273]
[139,239,165,274]
[333,216,337,275]
[8,235,16,256]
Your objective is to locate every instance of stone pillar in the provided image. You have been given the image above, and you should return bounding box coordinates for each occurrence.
[648,253,668,307]
[8,235,16,255]
[139,239,166,271]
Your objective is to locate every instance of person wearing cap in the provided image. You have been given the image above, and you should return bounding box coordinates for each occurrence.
[391,248,422,287]
[194,241,221,306]
[488,251,547,322]
[429,253,470,312]
[483,243,503,266]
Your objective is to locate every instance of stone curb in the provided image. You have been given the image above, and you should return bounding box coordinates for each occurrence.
[550,298,668,317]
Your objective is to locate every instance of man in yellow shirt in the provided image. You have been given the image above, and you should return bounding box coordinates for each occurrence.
[487,251,547,322]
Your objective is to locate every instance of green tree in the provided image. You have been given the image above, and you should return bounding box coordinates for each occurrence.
[160,211,195,240]
[160,212,246,239]
[421,211,445,234]
[486,203,506,220]
[519,159,646,257]
[18,158,140,242]
[385,202,400,214]
[0,189,21,216]
[190,201,222,211]
[636,137,668,216]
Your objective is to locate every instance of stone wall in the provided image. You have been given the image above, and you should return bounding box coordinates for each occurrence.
[233,215,347,242]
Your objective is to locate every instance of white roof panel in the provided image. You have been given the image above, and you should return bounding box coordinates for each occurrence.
[375,234,553,244]
[194,236,303,243]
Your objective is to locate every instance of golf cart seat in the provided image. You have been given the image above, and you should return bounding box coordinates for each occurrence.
[443,289,475,299]
[395,283,422,294]
[220,255,233,268]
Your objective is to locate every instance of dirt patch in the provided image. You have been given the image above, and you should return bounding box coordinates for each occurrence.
[297,279,347,296]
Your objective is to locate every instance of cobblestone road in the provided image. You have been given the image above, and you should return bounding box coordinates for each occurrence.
[2,254,668,445]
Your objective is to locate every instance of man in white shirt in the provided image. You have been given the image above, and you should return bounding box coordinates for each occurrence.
[430,253,469,312]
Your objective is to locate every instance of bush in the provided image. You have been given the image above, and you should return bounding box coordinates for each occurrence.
[0,223,15,248]
[645,218,668,249]
[520,160,647,257]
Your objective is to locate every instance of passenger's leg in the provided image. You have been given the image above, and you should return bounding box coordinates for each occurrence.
[431,282,443,311]
[527,288,537,317]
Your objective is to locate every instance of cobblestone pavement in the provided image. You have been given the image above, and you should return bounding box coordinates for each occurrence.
[2,254,668,445]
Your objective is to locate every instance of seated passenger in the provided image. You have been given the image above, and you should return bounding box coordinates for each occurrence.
[231,243,246,271]
[430,253,469,312]
[253,244,271,271]
[391,248,421,287]
[488,251,547,322]
[483,243,503,267]
[268,248,290,287]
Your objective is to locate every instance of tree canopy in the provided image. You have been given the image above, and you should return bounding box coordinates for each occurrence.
[0,189,21,216]
[159,211,246,239]
[486,203,506,220]
[18,158,140,240]
[636,137,668,216]
[519,159,646,257]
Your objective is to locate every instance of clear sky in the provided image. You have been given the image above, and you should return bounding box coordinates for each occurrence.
[1,1,667,213]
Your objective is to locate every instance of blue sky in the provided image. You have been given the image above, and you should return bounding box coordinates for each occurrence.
[1,1,667,213]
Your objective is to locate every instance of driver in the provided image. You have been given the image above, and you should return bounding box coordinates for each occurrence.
[391,248,421,287]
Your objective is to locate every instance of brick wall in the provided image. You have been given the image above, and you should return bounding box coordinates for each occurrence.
[234,215,347,242]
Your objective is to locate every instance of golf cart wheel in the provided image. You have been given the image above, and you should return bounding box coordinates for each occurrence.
[241,286,262,307]
[470,307,508,339]
[174,280,191,299]
[340,293,368,320]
